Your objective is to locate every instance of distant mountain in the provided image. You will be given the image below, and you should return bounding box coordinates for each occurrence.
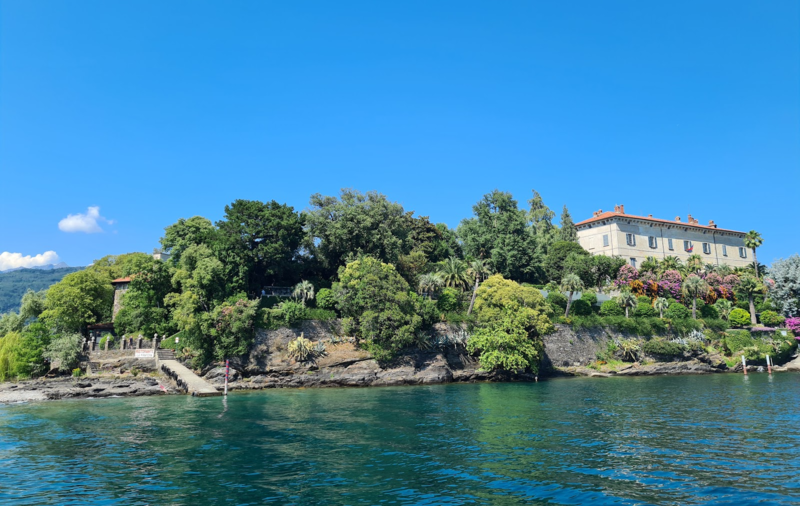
[0,266,85,314]
[0,262,70,274]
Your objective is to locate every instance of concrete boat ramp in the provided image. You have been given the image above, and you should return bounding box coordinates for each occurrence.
[157,350,221,397]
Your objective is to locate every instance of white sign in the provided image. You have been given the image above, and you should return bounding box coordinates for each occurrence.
[782,331,788,337]
[135,349,155,359]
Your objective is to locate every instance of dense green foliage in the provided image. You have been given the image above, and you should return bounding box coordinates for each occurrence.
[642,339,686,357]
[599,300,624,317]
[729,308,751,328]
[665,302,691,320]
[468,275,554,373]
[759,310,784,327]
[0,267,83,314]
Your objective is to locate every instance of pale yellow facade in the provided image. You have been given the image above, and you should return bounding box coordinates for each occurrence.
[576,208,750,270]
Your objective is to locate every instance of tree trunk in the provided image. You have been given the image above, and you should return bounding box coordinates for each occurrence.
[565,292,573,318]
[749,295,757,324]
[467,276,480,315]
[753,249,759,280]
[659,309,663,319]
[625,306,629,318]
[692,298,697,319]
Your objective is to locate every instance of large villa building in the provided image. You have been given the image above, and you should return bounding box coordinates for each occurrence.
[575,205,751,269]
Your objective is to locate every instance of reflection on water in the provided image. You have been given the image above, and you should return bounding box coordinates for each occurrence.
[1,374,799,505]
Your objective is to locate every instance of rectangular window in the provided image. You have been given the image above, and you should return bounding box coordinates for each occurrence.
[684,240,693,252]
[739,247,747,258]
[668,238,674,250]
[702,243,711,254]
[603,234,609,247]
[630,257,637,268]
[626,233,636,246]
[587,237,594,250]
[648,236,657,249]
[722,245,727,256]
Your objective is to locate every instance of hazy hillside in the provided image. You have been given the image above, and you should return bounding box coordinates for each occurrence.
[0,267,84,314]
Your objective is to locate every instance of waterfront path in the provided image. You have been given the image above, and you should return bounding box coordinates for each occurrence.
[159,359,221,397]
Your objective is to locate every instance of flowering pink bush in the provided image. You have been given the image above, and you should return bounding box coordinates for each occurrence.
[786,317,800,333]
[658,270,682,300]
[704,273,723,288]
[615,264,639,287]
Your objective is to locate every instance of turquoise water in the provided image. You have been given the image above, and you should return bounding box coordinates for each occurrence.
[1,374,799,505]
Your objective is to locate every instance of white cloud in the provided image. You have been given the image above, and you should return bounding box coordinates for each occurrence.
[58,206,114,233]
[0,251,60,271]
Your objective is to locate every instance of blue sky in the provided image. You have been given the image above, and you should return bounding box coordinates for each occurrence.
[1,1,798,270]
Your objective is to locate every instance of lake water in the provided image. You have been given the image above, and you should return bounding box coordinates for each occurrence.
[1,374,799,505]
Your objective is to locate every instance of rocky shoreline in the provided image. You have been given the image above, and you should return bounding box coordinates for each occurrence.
[0,376,172,404]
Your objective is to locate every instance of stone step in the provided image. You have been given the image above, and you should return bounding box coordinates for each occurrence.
[157,349,175,360]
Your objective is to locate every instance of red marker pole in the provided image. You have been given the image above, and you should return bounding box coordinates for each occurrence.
[767,355,772,374]
[742,356,747,375]
[224,359,229,396]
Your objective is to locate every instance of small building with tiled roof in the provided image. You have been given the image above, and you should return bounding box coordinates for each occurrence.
[575,205,751,269]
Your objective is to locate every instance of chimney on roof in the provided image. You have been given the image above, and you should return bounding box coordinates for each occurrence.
[687,214,698,225]
[619,205,625,214]
[648,214,653,218]
[675,216,681,222]
[708,220,716,228]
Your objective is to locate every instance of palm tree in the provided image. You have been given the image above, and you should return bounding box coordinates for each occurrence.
[703,263,717,276]
[617,292,637,319]
[743,231,763,280]
[660,256,682,273]
[654,297,669,319]
[686,254,704,274]
[561,273,584,318]
[737,275,762,325]
[682,275,708,319]
[714,299,733,321]
[466,259,492,315]
[292,280,315,306]
[438,257,470,290]
[418,272,443,298]
[715,264,733,277]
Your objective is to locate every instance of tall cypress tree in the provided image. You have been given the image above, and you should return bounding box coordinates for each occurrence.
[559,205,578,243]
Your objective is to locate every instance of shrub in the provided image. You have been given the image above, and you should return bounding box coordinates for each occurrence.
[580,290,598,307]
[618,339,641,362]
[213,298,259,360]
[599,300,624,317]
[665,303,690,320]
[787,317,800,333]
[670,318,702,336]
[702,318,729,333]
[303,308,337,321]
[470,275,554,373]
[729,308,751,328]
[333,257,428,361]
[759,310,785,327]
[99,333,115,349]
[634,302,657,318]
[72,367,83,377]
[315,288,337,311]
[288,336,314,361]
[724,330,754,354]
[642,339,686,357]
[41,333,83,373]
[547,291,568,310]
[571,299,593,316]
[700,303,719,320]
[636,296,651,306]
[437,287,461,313]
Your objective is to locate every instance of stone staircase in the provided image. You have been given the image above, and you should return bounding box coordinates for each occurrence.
[157,349,175,360]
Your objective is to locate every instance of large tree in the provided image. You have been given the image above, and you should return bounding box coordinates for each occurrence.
[558,206,578,242]
[458,190,536,283]
[543,241,590,283]
[744,230,764,280]
[767,255,800,316]
[40,270,114,333]
[737,275,762,325]
[216,199,305,292]
[160,216,218,264]
[304,189,423,277]
[682,275,708,320]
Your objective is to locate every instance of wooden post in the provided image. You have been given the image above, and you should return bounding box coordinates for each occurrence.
[742,355,747,375]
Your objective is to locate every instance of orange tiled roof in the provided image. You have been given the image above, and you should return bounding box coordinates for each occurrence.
[576,211,744,234]
[111,277,132,283]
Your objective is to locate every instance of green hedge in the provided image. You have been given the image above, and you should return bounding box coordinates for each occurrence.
[642,339,686,357]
